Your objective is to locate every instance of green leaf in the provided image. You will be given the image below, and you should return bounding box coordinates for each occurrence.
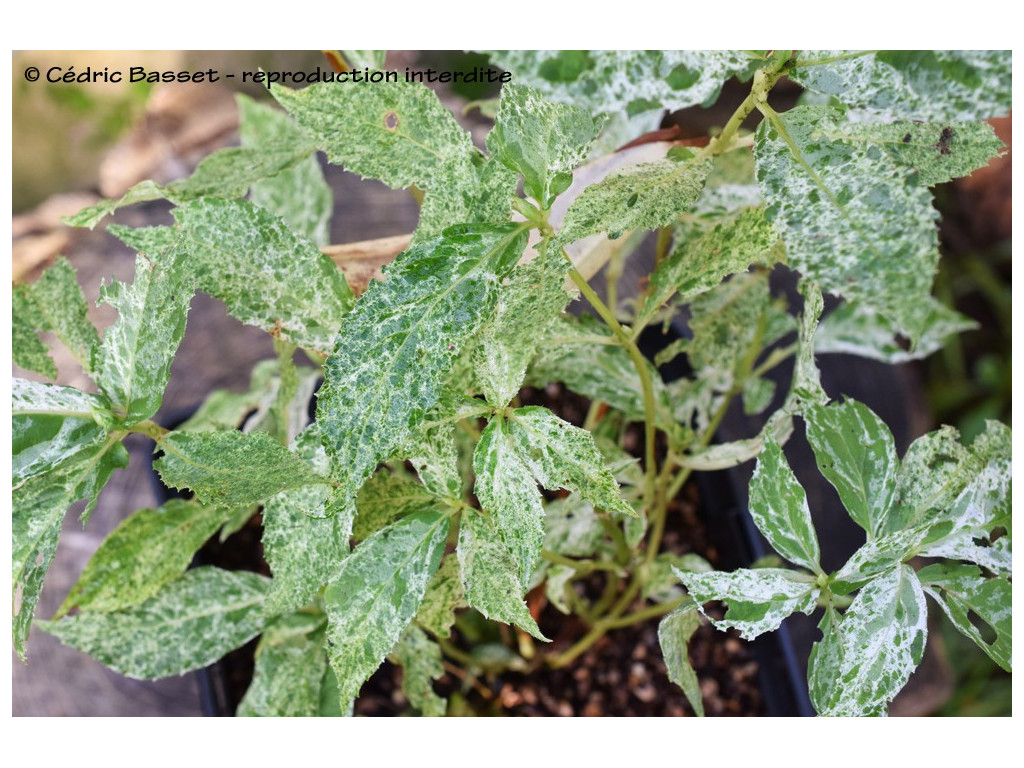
[403,419,460,500]
[392,624,446,716]
[415,154,518,243]
[262,426,351,616]
[506,405,634,517]
[487,83,603,209]
[677,567,819,641]
[557,156,712,245]
[63,180,165,229]
[154,430,330,507]
[95,233,193,425]
[457,511,546,640]
[804,398,899,538]
[172,198,352,354]
[415,554,465,640]
[832,526,931,593]
[39,567,271,679]
[237,613,329,717]
[12,379,113,485]
[316,223,528,514]
[341,50,387,69]
[13,258,100,376]
[324,508,449,704]
[658,603,705,716]
[273,79,475,190]
[816,298,977,363]
[817,118,1004,187]
[790,50,1012,121]
[474,416,545,587]
[640,206,777,326]
[473,245,575,408]
[754,105,940,342]
[748,433,821,573]
[56,499,229,617]
[791,281,828,408]
[819,565,927,716]
[484,50,756,115]
[176,359,280,433]
[353,469,436,541]
[919,563,1011,672]
[13,438,127,658]
[238,94,333,245]
[543,495,605,559]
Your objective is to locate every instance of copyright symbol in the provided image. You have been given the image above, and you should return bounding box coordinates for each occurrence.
[24,67,39,82]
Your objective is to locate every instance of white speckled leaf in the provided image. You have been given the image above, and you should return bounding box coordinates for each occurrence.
[507,405,634,518]
[415,554,465,640]
[807,605,845,714]
[95,233,193,426]
[316,224,528,515]
[790,50,1012,122]
[641,206,777,326]
[324,508,449,704]
[918,422,1012,575]
[353,469,436,541]
[57,499,230,617]
[676,567,818,641]
[262,426,351,616]
[12,379,114,485]
[816,298,976,363]
[38,566,271,680]
[484,50,756,115]
[12,439,127,658]
[173,198,352,354]
[392,624,446,716]
[755,105,940,342]
[792,281,827,407]
[273,80,475,191]
[749,433,821,573]
[154,430,330,507]
[818,118,1004,187]
[558,156,712,245]
[237,613,329,717]
[543,495,604,559]
[487,83,603,209]
[238,94,333,245]
[415,154,518,244]
[645,553,711,603]
[402,419,461,500]
[457,511,546,640]
[474,416,545,587]
[919,563,1011,671]
[658,603,705,716]
[474,245,575,408]
[804,398,898,538]
[821,565,927,717]
[832,526,931,593]
[64,126,317,229]
[13,258,100,377]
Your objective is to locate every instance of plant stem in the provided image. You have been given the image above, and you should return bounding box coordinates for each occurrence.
[541,550,623,574]
[567,262,658,511]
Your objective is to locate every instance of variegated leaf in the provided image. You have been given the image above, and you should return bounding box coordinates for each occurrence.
[39,567,271,679]
[506,406,634,517]
[262,426,351,616]
[324,509,449,704]
[804,398,898,538]
[415,554,465,640]
[658,603,705,716]
[457,511,545,640]
[57,499,230,617]
[238,613,329,717]
[316,224,528,515]
[748,433,821,573]
[676,567,818,641]
[392,624,446,716]
[919,563,1011,671]
[819,565,927,717]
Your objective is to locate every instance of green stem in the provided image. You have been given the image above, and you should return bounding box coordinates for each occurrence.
[127,419,169,440]
[602,597,687,629]
[567,261,658,511]
[541,550,622,574]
